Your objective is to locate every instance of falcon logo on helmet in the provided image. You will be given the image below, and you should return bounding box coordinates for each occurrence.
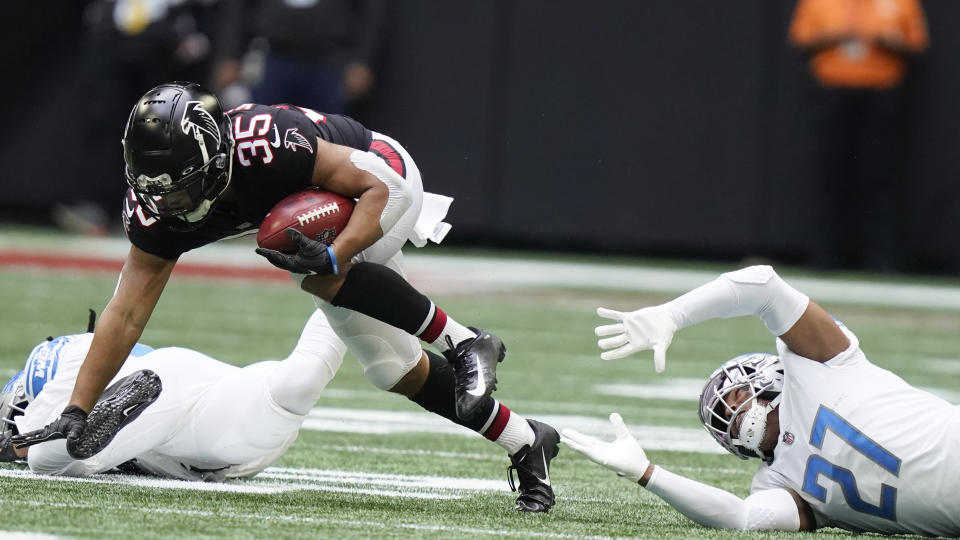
[180,101,222,163]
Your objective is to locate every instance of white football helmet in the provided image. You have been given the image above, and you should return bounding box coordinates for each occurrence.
[0,370,28,436]
[698,353,784,462]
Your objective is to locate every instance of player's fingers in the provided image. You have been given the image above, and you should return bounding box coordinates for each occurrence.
[609,413,631,440]
[11,429,56,448]
[286,227,308,247]
[66,423,84,441]
[600,345,633,361]
[596,307,625,322]
[255,248,296,272]
[594,323,624,337]
[653,343,667,373]
[560,429,595,452]
[597,334,628,351]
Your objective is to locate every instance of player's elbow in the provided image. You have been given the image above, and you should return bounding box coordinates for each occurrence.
[739,490,804,532]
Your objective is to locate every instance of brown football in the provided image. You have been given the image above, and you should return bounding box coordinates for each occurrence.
[257,188,355,253]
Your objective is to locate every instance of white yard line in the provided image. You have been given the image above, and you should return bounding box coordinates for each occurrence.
[0,532,65,540]
[0,467,495,498]
[0,497,626,540]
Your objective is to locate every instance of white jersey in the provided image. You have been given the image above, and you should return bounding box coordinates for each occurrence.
[15,333,305,481]
[750,325,960,536]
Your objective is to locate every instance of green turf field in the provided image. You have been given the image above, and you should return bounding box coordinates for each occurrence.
[1,247,958,539]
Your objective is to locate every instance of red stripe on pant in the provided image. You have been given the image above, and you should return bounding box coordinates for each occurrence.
[484,404,511,441]
[419,307,447,343]
[369,139,407,178]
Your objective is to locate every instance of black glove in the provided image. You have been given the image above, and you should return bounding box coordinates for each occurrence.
[10,405,87,449]
[0,433,20,462]
[256,228,339,275]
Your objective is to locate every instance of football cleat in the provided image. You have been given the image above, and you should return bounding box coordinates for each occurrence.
[67,369,162,460]
[444,327,506,420]
[507,419,560,513]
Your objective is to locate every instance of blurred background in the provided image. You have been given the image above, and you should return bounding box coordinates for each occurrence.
[2,0,958,275]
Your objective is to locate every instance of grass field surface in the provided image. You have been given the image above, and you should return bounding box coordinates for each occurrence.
[1,230,958,538]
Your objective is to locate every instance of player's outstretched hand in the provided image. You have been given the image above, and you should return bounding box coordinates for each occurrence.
[561,413,650,483]
[11,405,87,449]
[256,228,339,275]
[595,305,677,372]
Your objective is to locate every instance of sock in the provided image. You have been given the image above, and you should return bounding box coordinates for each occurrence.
[331,262,476,350]
[410,352,534,454]
[476,400,536,455]
[415,304,477,352]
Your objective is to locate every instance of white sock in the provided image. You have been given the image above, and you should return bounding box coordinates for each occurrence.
[415,304,478,352]
[479,401,536,455]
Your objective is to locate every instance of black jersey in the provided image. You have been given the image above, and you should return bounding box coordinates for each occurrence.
[122,104,373,260]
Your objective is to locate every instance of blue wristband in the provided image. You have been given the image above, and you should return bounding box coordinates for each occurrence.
[326,245,339,275]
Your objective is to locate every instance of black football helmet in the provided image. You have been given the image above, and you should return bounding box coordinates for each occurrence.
[122,82,234,229]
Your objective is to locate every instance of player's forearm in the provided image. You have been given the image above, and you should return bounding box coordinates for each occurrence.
[665,265,809,336]
[68,307,146,411]
[643,466,801,531]
[331,185,387,263]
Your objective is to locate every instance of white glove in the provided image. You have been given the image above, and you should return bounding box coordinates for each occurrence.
[595,305,678,371]
[561,413,650,483]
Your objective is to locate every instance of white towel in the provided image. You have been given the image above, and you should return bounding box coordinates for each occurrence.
[409,192,453,247]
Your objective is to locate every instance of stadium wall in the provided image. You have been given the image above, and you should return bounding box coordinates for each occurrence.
[3,1,960,271]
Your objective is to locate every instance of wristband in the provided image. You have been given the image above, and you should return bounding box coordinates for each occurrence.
[326,246,339,275]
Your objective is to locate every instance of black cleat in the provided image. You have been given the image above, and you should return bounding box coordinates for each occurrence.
[444,327,506,420]
[67,369,162,460]
[507,420,560,513]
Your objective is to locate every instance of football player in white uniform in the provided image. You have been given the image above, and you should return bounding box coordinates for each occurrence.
[0,310,344,480]
[562,265,960,536]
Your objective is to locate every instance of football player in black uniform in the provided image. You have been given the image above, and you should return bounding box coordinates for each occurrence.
[13,82,559,512]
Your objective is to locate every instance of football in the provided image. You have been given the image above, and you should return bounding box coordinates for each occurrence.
[257,188,355,253]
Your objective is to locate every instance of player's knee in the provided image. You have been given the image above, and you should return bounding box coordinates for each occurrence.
[351,336,422,390]
[722,265,776,285]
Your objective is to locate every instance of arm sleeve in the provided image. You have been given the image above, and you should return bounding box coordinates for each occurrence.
[645,466,801,531]
[349,149,413,234]
[665,265,809,336]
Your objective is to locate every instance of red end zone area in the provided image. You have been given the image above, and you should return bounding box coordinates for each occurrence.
[0,249,289,282]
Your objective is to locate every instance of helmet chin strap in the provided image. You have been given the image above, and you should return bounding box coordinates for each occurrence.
[735,394,782,457]
[181,199,214,223]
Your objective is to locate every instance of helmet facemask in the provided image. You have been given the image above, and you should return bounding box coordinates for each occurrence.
[125,140,232,229]
[698,353,784,462]
[0,371,28,437]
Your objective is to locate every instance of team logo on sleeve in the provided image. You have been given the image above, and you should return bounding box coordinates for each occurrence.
[284,128,314,154]
[180,101,222,162]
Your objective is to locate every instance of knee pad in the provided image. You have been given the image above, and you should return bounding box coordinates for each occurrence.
[318,302,422,390]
